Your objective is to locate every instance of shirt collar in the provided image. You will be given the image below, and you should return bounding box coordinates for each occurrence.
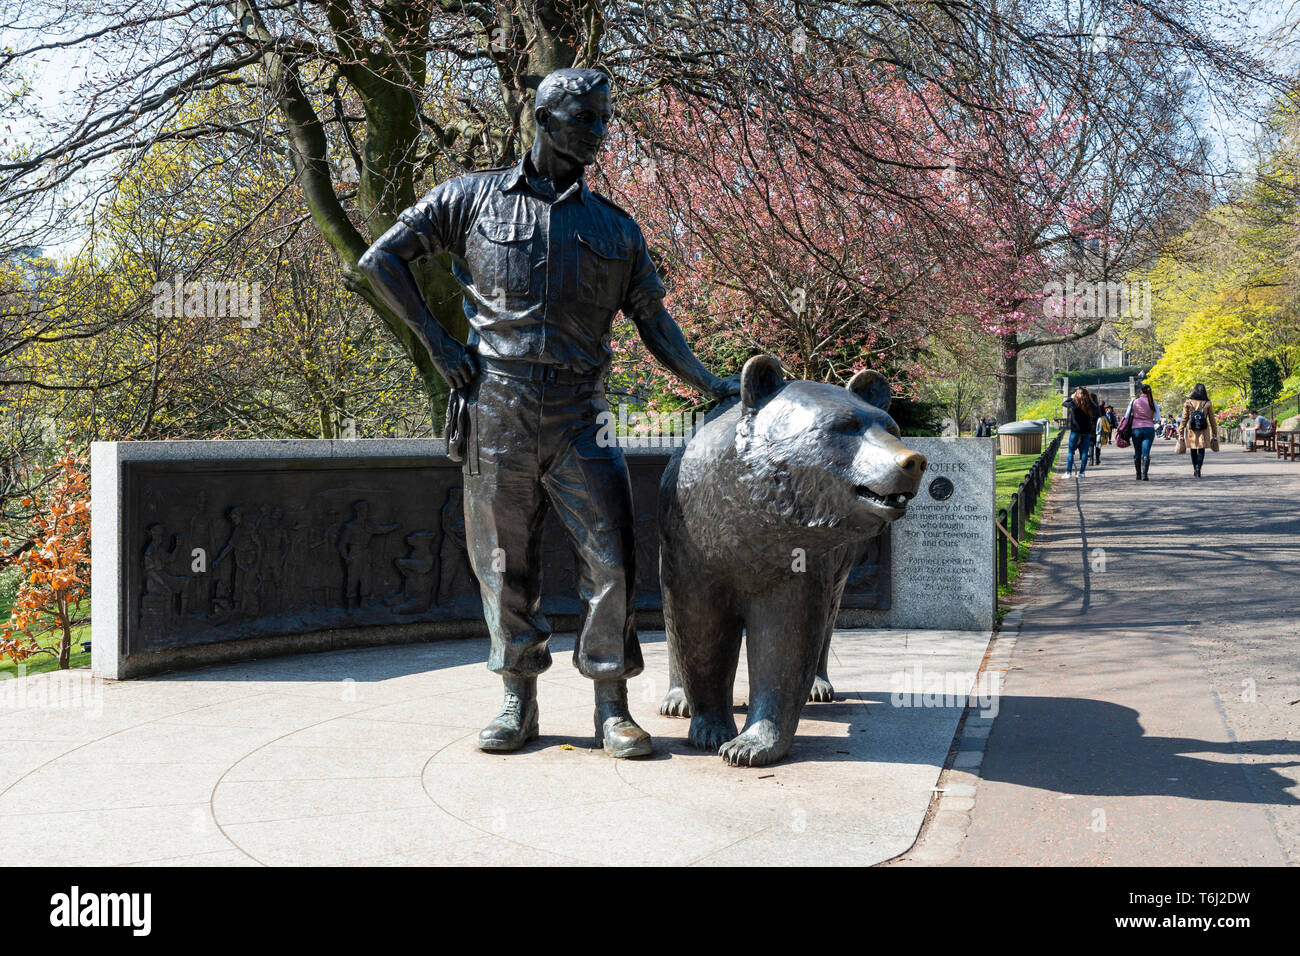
[502,153,590,205]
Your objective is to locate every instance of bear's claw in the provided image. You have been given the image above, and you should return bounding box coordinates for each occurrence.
[689,713,736,751]
[808,675,834,703]
[659,686,692,718]
[719,720,787,767]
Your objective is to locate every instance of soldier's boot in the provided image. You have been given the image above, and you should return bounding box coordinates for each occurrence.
[594,679,653,758]
[1142,456,1151,481]
[478,677,539,753]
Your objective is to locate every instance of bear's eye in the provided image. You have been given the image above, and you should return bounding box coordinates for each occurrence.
[830,416,861,434]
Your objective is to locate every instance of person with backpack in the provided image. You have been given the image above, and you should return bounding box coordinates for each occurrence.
[1122,384,1161,480]
[1178,383,1219,477]
[1062,386,1099,477]
[1093,405,1112,465]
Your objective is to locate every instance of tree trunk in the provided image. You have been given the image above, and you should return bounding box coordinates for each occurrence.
[997,318,1106,424]
[59,619,71,670]
[996,332,1019,424]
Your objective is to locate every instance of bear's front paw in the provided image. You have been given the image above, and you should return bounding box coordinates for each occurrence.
[808,675,835,703]
[719,720,788,767]
[689,712,736,751]
[659,686,692,718]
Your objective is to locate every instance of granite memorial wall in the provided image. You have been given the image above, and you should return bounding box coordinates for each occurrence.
[92,439,899,678]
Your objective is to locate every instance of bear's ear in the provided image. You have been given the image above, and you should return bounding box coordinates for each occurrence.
[740,355,784,413]
[847,369,891,411]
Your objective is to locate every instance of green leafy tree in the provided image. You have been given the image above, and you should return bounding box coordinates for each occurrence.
[1249,356,1284,409]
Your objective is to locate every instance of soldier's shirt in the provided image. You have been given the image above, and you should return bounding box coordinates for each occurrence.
[398,154,667,376]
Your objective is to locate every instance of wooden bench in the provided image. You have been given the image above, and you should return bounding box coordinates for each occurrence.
[1276,431,1300,461]
[1246,424,1277,452]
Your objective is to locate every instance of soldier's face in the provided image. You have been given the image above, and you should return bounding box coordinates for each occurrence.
[540,87,612,166]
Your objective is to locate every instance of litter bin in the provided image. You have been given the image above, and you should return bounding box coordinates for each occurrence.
[998,420,1044,455]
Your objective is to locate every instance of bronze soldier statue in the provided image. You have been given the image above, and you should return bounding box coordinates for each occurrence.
[358,68,737,758]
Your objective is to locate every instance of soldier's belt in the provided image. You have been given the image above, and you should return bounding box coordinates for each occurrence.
[479,357,602,386]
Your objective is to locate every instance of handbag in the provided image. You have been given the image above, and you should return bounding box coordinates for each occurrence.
[1210,437,1220,452]
[1176,436,1186,454]
[1117,408,1134,443]
[1115,414,1132,447]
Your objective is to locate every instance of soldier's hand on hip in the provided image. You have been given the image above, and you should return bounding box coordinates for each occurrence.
[442,348,479,391]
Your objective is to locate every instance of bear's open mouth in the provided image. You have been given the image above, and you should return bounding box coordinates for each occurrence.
[854,486,914,509]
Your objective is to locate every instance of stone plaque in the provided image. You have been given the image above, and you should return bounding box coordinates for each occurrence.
[842,437,995,631]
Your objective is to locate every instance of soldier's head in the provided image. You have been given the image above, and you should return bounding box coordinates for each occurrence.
[534,68,612,167]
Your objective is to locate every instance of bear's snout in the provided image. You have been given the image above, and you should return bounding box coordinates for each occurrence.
[895,450,926,480]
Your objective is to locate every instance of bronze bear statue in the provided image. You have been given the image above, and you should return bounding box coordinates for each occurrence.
[658,355,925,766]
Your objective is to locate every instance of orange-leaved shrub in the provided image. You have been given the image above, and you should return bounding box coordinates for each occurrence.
[0,447,91,670]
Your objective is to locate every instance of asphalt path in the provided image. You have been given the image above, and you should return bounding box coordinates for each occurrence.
[958,436,1300,865]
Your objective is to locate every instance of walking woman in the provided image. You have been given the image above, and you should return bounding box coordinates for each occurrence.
[1062,386,1099,477]
[1178,383,1219,477]
[1093,403,1112,465]
[1123,384,1160,481]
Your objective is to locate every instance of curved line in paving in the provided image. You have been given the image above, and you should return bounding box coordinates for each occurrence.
[612,681,899,865]
[0,688,277,806]
[415,731,598,866]
[208,688,486,866]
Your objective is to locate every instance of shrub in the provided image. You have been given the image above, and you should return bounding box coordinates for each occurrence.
[0,448,91,670]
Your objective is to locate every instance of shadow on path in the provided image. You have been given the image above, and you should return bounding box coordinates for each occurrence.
[981,695,1300,805]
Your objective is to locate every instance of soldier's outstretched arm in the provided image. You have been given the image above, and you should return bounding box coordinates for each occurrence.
[634,308,738,400]
[357,217,477,390]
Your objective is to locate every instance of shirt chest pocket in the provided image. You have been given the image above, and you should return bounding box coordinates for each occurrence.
[472,218,534,295]
[576,233,629,309]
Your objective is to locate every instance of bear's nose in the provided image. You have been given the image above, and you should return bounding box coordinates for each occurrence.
[895,450,927,478]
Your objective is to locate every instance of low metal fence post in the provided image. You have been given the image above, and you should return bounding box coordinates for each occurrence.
[1008,492,1019,565]
[997,507,1008,588]
[1016,481,1027,542]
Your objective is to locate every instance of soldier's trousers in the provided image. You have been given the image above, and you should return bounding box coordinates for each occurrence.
[463,364,643,681]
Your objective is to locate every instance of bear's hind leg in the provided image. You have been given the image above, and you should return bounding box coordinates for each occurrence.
[674,606,742,752]
[809,626,835,703]
[658,646,689,718]
[659,682,691,717]
[810,542,858,703]
[658,556,694,718]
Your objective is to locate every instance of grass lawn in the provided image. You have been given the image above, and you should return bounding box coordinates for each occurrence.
[995,444,1059,619]
[996,453,1041,509]
[0,623,91,678]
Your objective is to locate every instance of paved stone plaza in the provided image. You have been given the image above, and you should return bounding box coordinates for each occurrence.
[0,628,990,866]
